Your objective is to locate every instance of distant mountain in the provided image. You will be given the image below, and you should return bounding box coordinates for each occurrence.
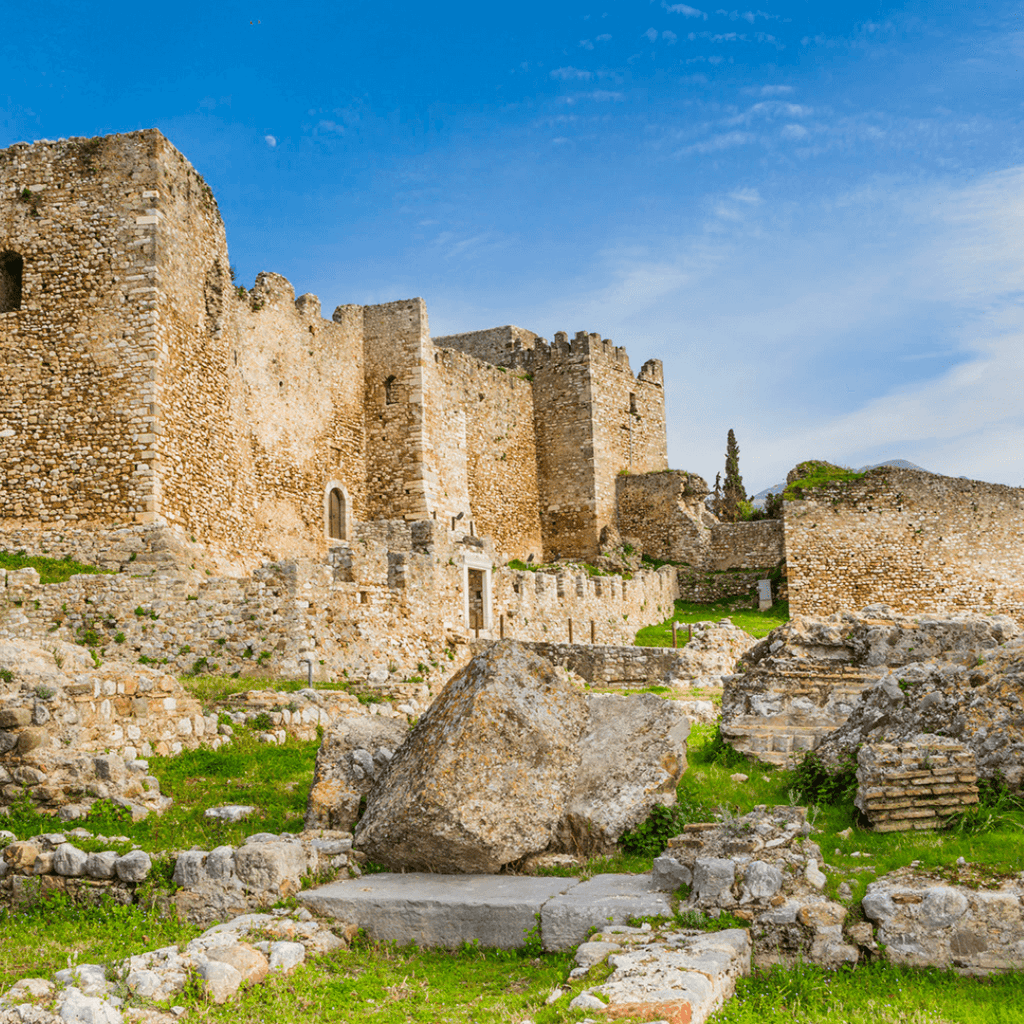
[750,459,931,507]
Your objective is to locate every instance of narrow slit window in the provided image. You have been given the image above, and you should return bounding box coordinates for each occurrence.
[629,392,637,415]
[384,375,397,404]
[328,487,345,540]
[0,251,24,313]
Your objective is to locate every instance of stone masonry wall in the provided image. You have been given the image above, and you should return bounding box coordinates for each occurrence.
[616,471,713,565]
[1,526,676,683]
[3,130,673,574]
[433,347,543,560]
[784,468,1024,625]
[0,134,161,527]
[855,737,980,833]
[708,521,784,571]
[508,641,691,687]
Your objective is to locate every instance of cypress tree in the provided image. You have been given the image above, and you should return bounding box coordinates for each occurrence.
[720,429,747,521]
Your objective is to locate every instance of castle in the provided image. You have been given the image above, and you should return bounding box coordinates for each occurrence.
[0,130,667,575]
[4,130,1020,679]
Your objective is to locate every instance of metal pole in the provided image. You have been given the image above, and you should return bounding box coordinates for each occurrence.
[500,613,505,639]
[568,617,573,644]
[590,620,596,644]
[672,622,677,648]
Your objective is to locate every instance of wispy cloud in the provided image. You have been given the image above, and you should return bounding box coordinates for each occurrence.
[264,135,277,147]
[678,130,756,154]
[579,39,594,50]
[665,3,707,18]
[551,66,592,80]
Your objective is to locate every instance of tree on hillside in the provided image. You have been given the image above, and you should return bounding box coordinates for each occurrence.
[717,428,747,522]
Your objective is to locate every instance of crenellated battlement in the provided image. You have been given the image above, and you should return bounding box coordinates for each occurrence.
[2,129,670,571]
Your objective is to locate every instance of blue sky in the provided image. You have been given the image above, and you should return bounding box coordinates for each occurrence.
[3,1,1023,493]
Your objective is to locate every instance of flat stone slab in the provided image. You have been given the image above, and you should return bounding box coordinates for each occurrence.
[299,872,672,950]
[298,873,574,949]
[541,873,673,952]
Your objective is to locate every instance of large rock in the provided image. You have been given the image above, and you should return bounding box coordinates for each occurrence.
[354,641,589,872]
[551,692,689,856]
[720,607,1019,765]
[863,867,1024,974]
[665,622,757,688]
[304,716,409,831]
[815,637,1024,787]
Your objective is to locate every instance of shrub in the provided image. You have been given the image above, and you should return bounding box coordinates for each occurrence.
[789,749,859,805]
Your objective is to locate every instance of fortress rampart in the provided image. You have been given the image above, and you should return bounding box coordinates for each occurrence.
[2,131,668,571]
[785,467,1024,625]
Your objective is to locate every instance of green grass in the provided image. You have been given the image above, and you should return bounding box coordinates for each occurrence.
[0,549,114,584]
[634,597,790,646]
[0,728,321,852]
[0,895,202,990]
[182,673,340,703]
[178,938,594,1024]
[711,960,1024,1023]
[783,460,866,501]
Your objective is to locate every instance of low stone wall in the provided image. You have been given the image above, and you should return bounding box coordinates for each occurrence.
[2,527,676,684]
[677,567,773,604]
[863,868,1024,974]
[707,521,784,571]
[0,826,356,926]
[856,736,979,832]
[505,641,691,687]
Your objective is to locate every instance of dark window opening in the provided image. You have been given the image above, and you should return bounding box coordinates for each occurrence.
[384,375,397,404]
[0,251,24,313]
[328,487,346,541]
[629,392,638,415]
[468,568,485,631]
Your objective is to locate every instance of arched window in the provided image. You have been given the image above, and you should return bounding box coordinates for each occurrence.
[0,251,23,313]
[328,488,345,540]
[323,480,351,543]
[384,375,397,404]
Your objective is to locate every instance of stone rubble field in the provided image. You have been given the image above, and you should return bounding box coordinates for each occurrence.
[3,616,1024,1023]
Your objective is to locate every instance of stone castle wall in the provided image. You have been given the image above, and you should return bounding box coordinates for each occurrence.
[708,521,784,570]
[0,134,161,527]
[433,347,543,559]
[434,328,669,561]
[3,131,672,572]
[1,524,677,683]
[784,468,1024,625]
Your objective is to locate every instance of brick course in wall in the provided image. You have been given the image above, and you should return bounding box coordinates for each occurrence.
[784,468,1024,625]
[855,737,979,832]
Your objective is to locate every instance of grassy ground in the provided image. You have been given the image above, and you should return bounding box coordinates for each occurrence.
[634,596,790,646]
[0,727,321,852]
[711,960,1024,1024]
[0,549,114,583]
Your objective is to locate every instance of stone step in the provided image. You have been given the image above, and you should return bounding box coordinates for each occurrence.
[298,871,672,952]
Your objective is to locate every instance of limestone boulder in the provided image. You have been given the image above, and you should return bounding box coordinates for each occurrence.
[354,641,588,872]
[720,607,1020,766]
[304,716,409,831]
[551,692,689,856]
[666,622,757,688]
[815,637,1024,787]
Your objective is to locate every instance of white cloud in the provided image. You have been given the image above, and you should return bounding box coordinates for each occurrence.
[499,167,1024,493]
[264,135,277,147]
[596,33,612,41]
[759,84,794,96]
[551,66,593,80]
[665,4,707,18]
[781,123,808,139]
[316,120,345,134]
[678,130,755,154]
[579,39,595,50]
[663,30,678,43]
[645,27,659,42]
